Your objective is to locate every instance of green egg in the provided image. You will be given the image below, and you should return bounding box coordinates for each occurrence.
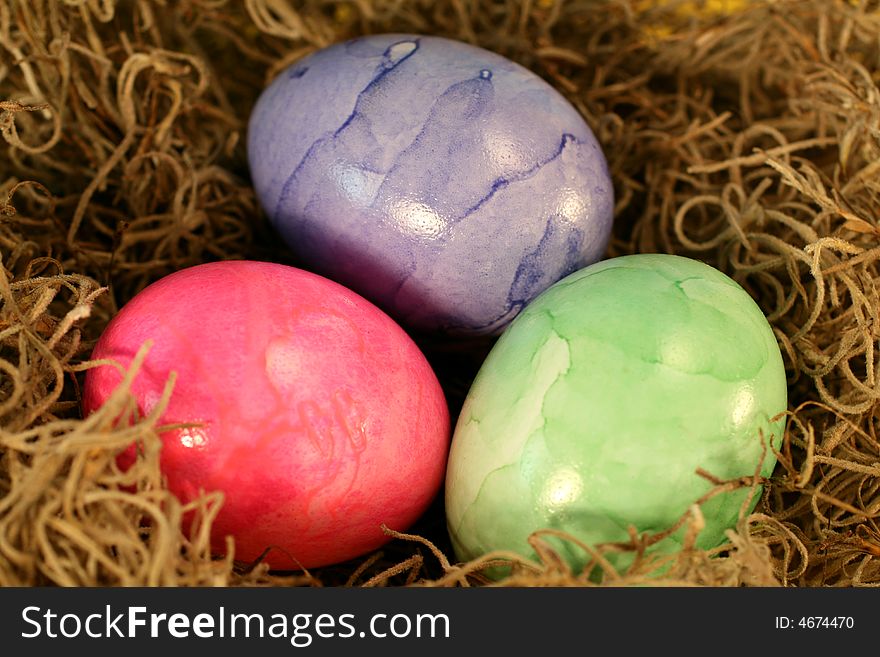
[444,253,787,573]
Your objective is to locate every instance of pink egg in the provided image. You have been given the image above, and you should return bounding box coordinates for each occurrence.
[83,261,450,569]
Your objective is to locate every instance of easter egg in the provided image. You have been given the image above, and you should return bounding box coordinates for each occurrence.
[247,34,614,336]
[83,261,450,569]
[445,254,787,572]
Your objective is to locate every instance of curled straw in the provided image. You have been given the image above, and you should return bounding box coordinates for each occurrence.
[1,0,880,586]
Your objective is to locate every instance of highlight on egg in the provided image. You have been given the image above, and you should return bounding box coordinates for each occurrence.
[444,254,788,573]
[83,261,451,569]
[248,33,614,336]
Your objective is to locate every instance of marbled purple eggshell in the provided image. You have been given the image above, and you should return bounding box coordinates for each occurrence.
[248,34,614,335]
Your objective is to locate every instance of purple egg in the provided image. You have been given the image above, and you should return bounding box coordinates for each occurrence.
[248,34,614,335]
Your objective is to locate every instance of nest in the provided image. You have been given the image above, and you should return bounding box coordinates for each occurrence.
[1,0,879,587]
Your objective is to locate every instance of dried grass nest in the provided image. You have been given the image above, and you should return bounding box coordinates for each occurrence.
[1,0,879,587]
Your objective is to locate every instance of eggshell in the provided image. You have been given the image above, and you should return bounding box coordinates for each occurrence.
[83,261,450,569]
[445,254,787,572]
[248,33,614,336]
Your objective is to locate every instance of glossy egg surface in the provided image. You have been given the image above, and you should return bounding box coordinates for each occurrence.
[445,254,787,571]
[248,34,614,335]
[84,261,451,569]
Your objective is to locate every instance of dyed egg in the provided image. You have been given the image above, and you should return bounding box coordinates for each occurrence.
[247,34,614,336]
[445,254,787,572]
[83,261,450,569]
